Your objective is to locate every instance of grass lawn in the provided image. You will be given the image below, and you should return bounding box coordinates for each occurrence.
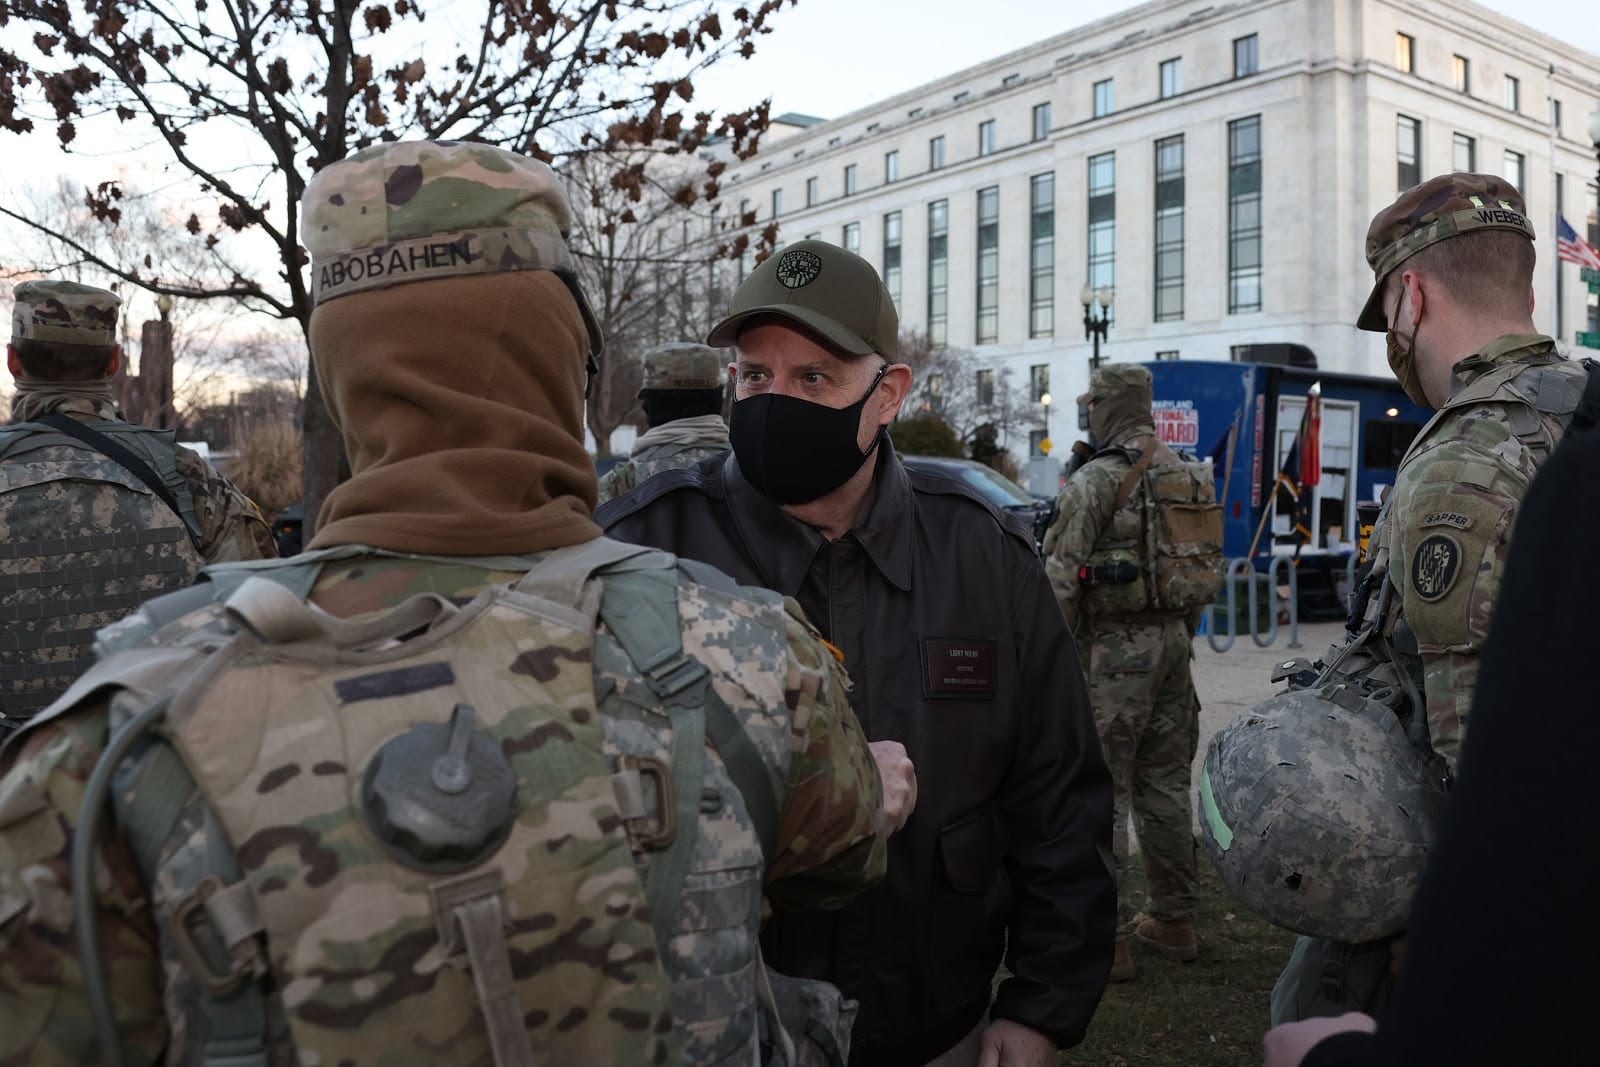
[1057,861,1296,1066]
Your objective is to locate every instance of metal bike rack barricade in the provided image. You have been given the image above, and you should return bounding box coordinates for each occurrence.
[1206,556,1302,652]
[1263,556,1302,650]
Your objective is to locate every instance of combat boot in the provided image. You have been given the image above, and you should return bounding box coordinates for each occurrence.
[1109,937,1136,982]
[1133,914,1198,962]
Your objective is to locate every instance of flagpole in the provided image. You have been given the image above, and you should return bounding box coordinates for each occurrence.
[1550,64,1561,340]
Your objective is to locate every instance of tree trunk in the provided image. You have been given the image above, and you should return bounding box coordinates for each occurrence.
[299,348,343,538]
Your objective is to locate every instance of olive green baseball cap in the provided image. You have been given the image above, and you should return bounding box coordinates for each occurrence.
[707,239,899,360]
[1357,172,1535,332]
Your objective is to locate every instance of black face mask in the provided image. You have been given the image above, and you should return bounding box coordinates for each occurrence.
[730,365,888,506]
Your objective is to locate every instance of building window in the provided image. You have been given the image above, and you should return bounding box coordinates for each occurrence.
[883,211,902,308]
[1155,350,1180,361]
[976,369,995,408]
[927,199,949,346]
[1030,172,1055,339]
[1160,58,1182,99]
[1234,34,1259,78]
[1504,74,1520,112]
[1154,134,1185,323]
[1452,54,1470,93]
[885,150,900,183]
[1093,78,1114,117]
[1453,132,1476,172]
[1397,114,1421,190]
[1395,32,1414,74]
[1504,150,1525,192]
[1032,102,1051,141]
[771,188,783,218]
[844,164,858,196]
[805,176,818,207]
[843,221,861,255]
[1029,363,1050,402]
[976,186,1000,345]
[738,197,751,223]
[1228,115,1263,314]
[929,135,946,170]
[1553,98,1563,133]
[1088,152,1116,323]
[978,119,996,156]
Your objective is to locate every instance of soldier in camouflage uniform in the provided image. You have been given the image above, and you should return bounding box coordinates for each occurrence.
[1042,364,1223,983]
[0,281,273,726]
[0,140,899,1067]
[596,342,730,503]
[1263,172,1593,1024]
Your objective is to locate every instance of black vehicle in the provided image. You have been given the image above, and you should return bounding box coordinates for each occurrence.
[900,455,1055,550]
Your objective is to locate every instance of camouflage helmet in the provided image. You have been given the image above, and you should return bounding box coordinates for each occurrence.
[1356,172,1534,331]
[640,343,724,392]
[1198,685,1449,943]
[300,139,603,357]
[1076,363,1152,408]
[11,279,121,346]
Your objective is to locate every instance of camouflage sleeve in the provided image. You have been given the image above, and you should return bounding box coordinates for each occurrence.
[762,599,886,912]
[595,460,635,507]
[1041,463,1121,636]
[1390,432,1529,773]
[173,446,277,564]
[0,707,166,1066]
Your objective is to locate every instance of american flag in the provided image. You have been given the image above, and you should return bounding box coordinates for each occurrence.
[1557,214,1600,272]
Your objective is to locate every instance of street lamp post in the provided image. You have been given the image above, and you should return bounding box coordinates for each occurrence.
[1588,103,1600,209]
[1080,285,1114,371]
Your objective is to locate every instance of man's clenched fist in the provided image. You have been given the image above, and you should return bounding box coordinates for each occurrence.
[869,740,917,833]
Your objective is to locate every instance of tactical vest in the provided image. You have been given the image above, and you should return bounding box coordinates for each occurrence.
[1352,356,1599,652]
[632,440,728,484]
[48,539,853,1067]
[1082,438,1224,619]
[0,419,204,723]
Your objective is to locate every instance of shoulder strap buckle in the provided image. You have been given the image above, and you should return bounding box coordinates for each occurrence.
[169,877,269,996]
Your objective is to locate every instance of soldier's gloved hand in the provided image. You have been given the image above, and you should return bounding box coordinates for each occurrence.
[868,740,917,834]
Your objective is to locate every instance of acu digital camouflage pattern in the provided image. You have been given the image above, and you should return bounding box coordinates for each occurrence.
[0,391,272,723]
[0,545,884,1066]
[10,279,120,346]
[1357,172,1534,331]
[596,415,731,505]
[1350,334,1586,772]
[1198,683,1448,943]
[302,139,603,355]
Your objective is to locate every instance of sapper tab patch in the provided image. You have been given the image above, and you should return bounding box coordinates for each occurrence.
[920,638,997,699]
[1411,535,1462,602]
[1421,511,1473,531]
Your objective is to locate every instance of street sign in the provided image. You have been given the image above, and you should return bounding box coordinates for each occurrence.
[1582,268,1600,285]
[1589,279,1600,295]
[1577,332,1600,350]
[1038,437,1054,455]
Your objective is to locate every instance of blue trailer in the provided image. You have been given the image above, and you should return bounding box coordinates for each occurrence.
[1141,360,1430,617]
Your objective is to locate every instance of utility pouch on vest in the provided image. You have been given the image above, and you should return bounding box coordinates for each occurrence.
[1143,453,1225,611]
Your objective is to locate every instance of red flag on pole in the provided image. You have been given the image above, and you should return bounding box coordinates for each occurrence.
[1299,383,1321,489]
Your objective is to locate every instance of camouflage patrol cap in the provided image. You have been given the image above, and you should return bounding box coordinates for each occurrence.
[640,343,724,392]
[1076,363,1152,407]
[707,239,899,360]
[10,280,120,346]
[301,139,603,357]
[1357,172,1535,331]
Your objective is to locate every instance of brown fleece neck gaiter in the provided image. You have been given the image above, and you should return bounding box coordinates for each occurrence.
[307,270,600,556]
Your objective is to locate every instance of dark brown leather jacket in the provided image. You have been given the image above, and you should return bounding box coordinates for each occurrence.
[597,443,1115,1065]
